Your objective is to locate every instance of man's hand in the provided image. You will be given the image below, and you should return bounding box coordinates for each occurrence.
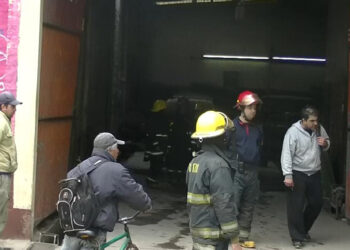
[284,178,294,188]
[231,243,242,250]
[317,137,328,148]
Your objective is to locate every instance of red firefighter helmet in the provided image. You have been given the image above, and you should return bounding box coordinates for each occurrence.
[235,90,262,109]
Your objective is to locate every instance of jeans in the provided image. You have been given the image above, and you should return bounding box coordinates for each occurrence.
[61,230,106,250]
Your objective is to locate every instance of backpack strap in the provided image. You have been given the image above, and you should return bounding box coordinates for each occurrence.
[78,158,107,177]
[88,159,106,174]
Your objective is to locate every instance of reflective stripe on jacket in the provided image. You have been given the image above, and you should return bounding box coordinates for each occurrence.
[186,144,239,245]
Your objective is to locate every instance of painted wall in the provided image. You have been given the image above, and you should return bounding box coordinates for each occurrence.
[1,0,42,239]
[0,0,20,94]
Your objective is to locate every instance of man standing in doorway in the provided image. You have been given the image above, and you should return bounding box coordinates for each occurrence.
[281,105,330,249]
[0,91,22,236]
[226,90,263,247]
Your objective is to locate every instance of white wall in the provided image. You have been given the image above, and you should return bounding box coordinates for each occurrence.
[14,0,42,210]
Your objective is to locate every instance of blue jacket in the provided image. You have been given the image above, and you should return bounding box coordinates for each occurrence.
[227,117,263,166]
[67,149,151,232]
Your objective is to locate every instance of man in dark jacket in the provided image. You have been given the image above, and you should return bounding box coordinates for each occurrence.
[61,132,152,250]
[226,91,263,246]
[187,111,241,250]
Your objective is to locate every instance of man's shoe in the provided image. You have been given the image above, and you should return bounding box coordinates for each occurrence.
[292,241,304,249]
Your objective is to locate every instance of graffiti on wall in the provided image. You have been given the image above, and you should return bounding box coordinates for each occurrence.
[0,0,21,94]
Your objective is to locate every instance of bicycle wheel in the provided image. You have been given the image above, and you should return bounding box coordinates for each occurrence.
[126,243,139,250]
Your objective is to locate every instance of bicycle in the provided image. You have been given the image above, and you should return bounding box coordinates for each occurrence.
[77,211,141,250]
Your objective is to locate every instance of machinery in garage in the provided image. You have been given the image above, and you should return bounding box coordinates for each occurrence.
[143,95,213,182]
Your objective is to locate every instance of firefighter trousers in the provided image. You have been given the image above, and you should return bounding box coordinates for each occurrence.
[232,168,259,239]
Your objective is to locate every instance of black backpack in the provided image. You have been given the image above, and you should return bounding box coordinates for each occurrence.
[56,159,105,235]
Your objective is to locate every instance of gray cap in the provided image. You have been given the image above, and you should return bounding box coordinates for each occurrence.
[0,91,22,105]
[93,132,125,150]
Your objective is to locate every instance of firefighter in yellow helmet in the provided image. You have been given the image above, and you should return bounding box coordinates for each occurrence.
[151,99,167,112]
[186,111,242,250]
[144,99,169,180]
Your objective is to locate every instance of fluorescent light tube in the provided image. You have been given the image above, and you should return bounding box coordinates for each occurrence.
[272,57,326,62]
[155,0,192,5]
[203,54,269,60]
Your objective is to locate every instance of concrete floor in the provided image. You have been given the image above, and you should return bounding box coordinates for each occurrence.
[1,183,350,250]
[1,151,350,250]
[107,185,350,250]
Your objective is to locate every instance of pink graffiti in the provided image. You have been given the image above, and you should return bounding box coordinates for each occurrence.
[0,0,21,94]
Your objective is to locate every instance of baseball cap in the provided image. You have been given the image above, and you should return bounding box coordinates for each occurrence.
[0,91,22,105]
[93,132,125,150]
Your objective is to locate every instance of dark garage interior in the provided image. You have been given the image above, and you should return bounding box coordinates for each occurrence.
[70,0,336,181]
[34,0,350,239]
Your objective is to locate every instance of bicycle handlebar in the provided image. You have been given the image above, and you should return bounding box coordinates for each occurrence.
[118,211,141,224]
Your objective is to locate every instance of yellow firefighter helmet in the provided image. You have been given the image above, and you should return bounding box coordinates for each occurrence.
[151,99,167,112]
[191,111,233,139]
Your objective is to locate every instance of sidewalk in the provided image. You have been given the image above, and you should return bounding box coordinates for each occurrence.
[0,239,31,249]
[0,239,61,250]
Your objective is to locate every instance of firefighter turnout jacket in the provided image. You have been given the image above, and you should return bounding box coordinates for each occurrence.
[186,144,239,246]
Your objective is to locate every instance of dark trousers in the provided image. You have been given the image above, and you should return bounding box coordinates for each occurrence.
[286,170,323,241]
[149,155,163,178]
[232,168,259,238]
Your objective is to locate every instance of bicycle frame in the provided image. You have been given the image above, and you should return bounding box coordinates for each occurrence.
[100,224,130,249]
[100,211,140,250]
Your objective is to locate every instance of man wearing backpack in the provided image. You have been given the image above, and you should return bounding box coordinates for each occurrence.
[61,132,152,250]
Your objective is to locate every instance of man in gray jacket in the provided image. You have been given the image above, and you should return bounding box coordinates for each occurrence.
[281,106,330,249]
[61,132,152,250]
